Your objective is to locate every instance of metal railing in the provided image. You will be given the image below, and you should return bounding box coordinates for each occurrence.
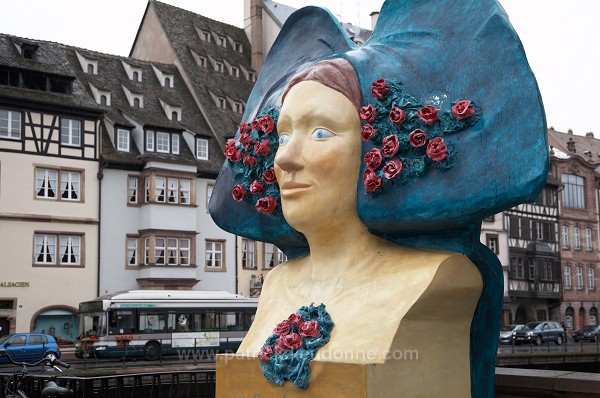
[0,369,216,398]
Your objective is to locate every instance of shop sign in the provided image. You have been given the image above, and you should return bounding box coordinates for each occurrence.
[0,282,30,287]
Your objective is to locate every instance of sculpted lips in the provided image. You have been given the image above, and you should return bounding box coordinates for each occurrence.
[280,181,311,196]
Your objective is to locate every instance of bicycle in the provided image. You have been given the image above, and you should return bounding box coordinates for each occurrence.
[0,350,73,398]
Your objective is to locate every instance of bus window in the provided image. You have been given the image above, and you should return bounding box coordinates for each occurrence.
[166,312,177,332]
[220,311,243,331]
[139,311,165,333]
[244,312,255,330]
[176,313,192,332]
[108,310,135,334]
[193,312,218,331]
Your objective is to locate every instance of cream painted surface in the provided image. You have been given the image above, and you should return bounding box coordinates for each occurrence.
[0,153,99,218]
[130,5,177,64]
[1,140,20,151]
[0,220,98,333]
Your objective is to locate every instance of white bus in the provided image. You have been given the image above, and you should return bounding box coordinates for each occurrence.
[76,290,258,360]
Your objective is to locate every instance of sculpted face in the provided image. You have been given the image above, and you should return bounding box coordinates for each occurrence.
[275,81,362,232]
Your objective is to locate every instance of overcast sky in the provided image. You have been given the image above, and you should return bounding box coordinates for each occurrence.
[1,0,598,136]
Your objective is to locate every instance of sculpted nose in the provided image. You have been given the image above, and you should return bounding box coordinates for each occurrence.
[275,136,303,171]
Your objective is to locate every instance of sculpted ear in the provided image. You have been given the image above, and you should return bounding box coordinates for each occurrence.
[209,6,354,255]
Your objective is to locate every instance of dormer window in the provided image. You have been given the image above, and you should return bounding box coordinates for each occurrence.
[215,62,223,73]
[171,111,178,121]
[116,128,130,152]
[200,30,211,42]
[196,138,208,160]
[198,56,206,68]
[218,36,226,48]
[248,71,256,82]
[151,65,174,88]
[231,66,239,78]
[133,98,141,108]
[234,42,243,53]
[21,44,38,60]
[75,51,97,75]
[87,64,94,74]
[165,77,171,88]
[100,95,107,106]
[234,102,243,114]
[89,83,111,106]
[121,61,143,82]
[133,71,140,82]
[217,97,226,109]
[145,130,180,156]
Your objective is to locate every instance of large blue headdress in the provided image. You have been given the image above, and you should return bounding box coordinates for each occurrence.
[210,1,548,395]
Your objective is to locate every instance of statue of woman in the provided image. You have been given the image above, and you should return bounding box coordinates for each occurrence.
[210,1,548,396]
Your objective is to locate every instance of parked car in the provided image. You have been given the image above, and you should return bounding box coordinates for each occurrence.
[0,333,61,363]
[512,321,565,345]
[573,325,600,342]
[499,324,525,344]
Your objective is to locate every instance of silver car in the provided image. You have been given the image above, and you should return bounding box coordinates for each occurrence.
[499,324,525,344]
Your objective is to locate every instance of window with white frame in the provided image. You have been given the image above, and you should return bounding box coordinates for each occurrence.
[127,236,138,266]
[205,240,223,268]
[486,234,499,254]
[561,226,569,249]
[155,177,166,202]
[217,97,226,109]
[198,56,207,68]
[536,222,544,241]
[231,66,239,78]
[574,227,581,250]
[576,265,584,289]
[242,239,256,269]
[156,132,170,153]
[144,177,150,202]
[206,183,214,211]
[217,36,226,47]
[60,118,81,147]
[586,228,593,251]
[200,30,211,42]
[264,243,286,269]
[0,109,21,139]
[564,265,572,289]
[180,179,191,205]
[34,233,82,266]
[215,62,223,73]
[60,170,80,200]
[561,174,585,209]
[146,131,154,151]
[196,138,208,160]
[143,236,191,266]
[116,128,130,152]
[127,177,138,204]
[167,178,179,203]
[171,134,179,155]
[36,167,81,201]
[589,266,596,289]
[234,102,243,114]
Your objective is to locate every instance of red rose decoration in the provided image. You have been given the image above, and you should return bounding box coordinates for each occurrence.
[371,79,390,99]
[259,115,275,134]
[251,118,260,131]
[417,106,438,126]
[255,196,277,214]
[224,140,242,162]
[250,180,264,195]
[299,321,320,338]
[383,158,403,179]
[273,320,291,336]
[288,313,303,329]
[262,167,277,184]
[426,137,448,161]
[239,122,252,135]
[361,124,377,141]
[232,184,247,202]
[451,100,475,120]
[409,129,428,148]
[389,107,406,125]
[282,333,303,350]
[382,135,399,157]
[364,148,383,170]
[258,345,274,363]
[254,140,270,156]
[243,154,258,168]
[363,168,382,192]
[275,337,288,353]
[360,104,377,123]
[239,132,254,150]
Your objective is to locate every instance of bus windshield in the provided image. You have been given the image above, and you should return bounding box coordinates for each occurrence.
[79,311,107,337]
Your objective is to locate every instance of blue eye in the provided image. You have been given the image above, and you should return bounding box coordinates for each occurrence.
[278,134,290,145]
[311,128,333,140]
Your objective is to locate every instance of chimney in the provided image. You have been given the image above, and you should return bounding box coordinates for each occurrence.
[586,132,595,138]
[250,0,264,73]
[568,129,573,135]
[567,137,576,153]
[370,11,380,30]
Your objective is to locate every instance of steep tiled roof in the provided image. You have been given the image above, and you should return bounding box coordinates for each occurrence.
[263,0,297,27]
[0,34,101,112]
[148,1,254,145]
[548,128,600,166]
